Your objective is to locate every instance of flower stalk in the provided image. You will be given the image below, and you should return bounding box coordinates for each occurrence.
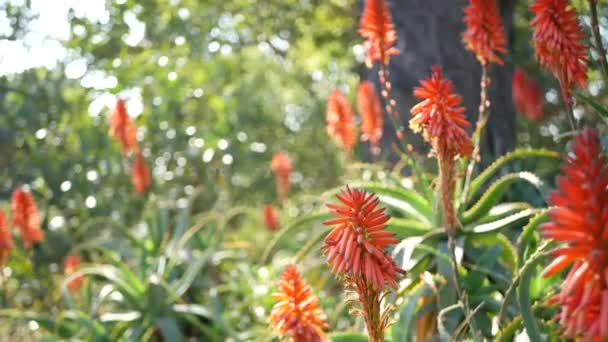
[588,0,608,79]
[378,64,406,144]
[462,64,490,202]
[349,277,389,342]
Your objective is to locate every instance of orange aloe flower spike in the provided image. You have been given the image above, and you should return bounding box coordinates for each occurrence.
[269,265,328,342]
[11,188,44,248]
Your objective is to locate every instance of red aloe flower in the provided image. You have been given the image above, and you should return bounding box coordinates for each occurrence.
[323,186,404,290]
[0,211,13,267]
[110,99,139,155]
[132,151,151,194]
[271,152,292,203]
[64,254,85,292]
[540,128,608,340]
[357,81,384,155]
[269,265,328,342]
[358,0,398,66]
[524,79,544,122]
[512,68,527,115]
[462,0,507,66]
[410,66,472,158]
[263,204,280,232]
[326,90,357,153]
[512,68,544,122]
[530,0,588,104]
[11,188,44,248]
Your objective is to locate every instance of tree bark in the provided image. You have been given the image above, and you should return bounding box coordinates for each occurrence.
[362,0,516,164]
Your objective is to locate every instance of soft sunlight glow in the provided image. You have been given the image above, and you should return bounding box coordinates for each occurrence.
[0,0,108,76]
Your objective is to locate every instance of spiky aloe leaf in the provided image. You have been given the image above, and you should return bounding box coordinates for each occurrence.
[465,208,539,235]
[577,92,608,125]
[467,232,517,271]
[391,281,432,341]
[473,202,533,224]
[295,227,331,263]
[462,172,542,225]
[468,148,559,200]
[516,251,546,342]
[516,210,548,269]
[261,212,332,263]
[64,265,145,310]
[155,317,183,342]
[350,182,433,224]
[329,333,370,341]
[0,310,107,340]
[387,218,432,239]
[171,250,211,299]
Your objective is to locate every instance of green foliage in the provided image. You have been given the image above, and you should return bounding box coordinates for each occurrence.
[2,0,608,341]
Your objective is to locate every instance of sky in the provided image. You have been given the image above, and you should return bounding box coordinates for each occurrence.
[0,0,147,116]
[0,0,113,75]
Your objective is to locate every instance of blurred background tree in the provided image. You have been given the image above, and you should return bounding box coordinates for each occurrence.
[2,0,606,224]
[0,0,360,249]
[2,0,608,339]
[365,0,517,161]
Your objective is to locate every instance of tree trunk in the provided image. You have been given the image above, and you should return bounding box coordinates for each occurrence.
[362,0,516,164]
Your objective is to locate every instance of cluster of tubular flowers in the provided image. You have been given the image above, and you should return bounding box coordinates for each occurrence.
[323,187,403,341]
[530,0,588,104]
[410,66,472,159]
[0,188,46,266]
[271,152,292,203]
[541,128,608,340]
[326,90,357,153]
[109,99,151,194]
[263,204,280,232]
[462,0,506,66]
[269,265,328,342]
[512,68,544,122]
[357,81,384,155]
[132,151,151,194]
[0,211,13,267]
[11,188,44,248]
[64,254,85,292]
[358,0,398,67]
[110,99,139,155]
[323,186,404,290]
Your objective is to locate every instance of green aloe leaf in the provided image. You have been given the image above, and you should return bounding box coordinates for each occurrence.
[351,182,433,224]
[577,92,608,124]
[473,202,533,224]
[462,172,542,225]
[468,233,517,271]
[295,227,331,263]
[516,210,548,269]
[172,304,212,319]
[0,310,79,338]
[391,281,431,341]
[465,208,539,235]
[261,212,332,263]
[330,333,370,342]
[64,265,145,310]
[59,310,109,341]
[387,218,432,239]
[517,250,547,341]
[155,317,183,342]
[172,250,211,299]
[99,311,142,322]
[468,149,559,199]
